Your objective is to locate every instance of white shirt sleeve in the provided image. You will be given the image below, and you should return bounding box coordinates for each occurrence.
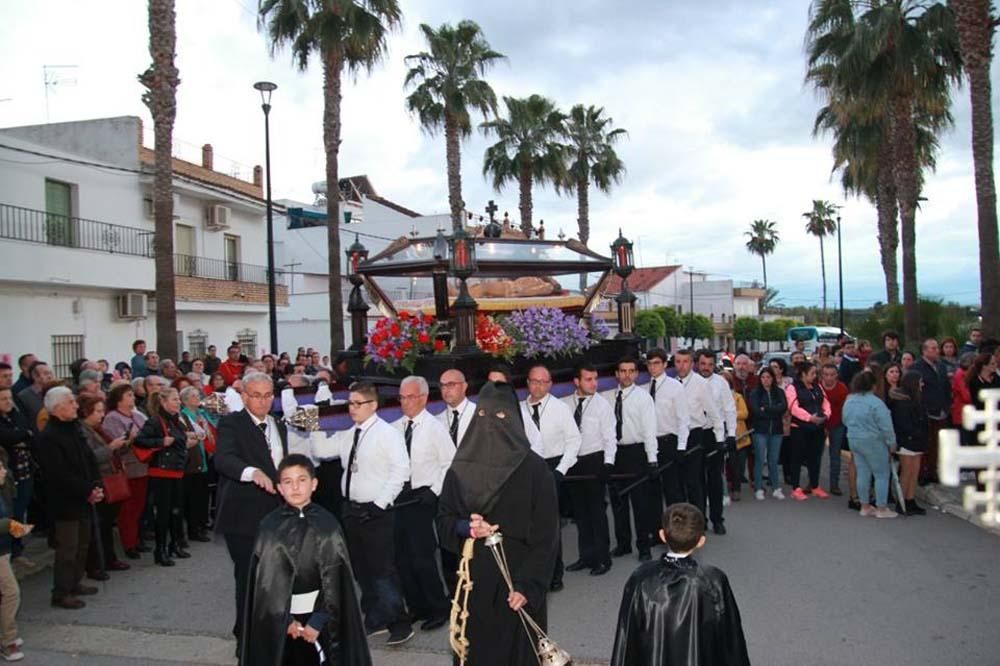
[376,426,410,509]
[704,381,725,444]
[599,399,617,466]
[240,466,258,482]
[556,405,583,476]
[673,384,691,451]
[432,424,456,496]
[311,428,344,461]
[640,393,659,462]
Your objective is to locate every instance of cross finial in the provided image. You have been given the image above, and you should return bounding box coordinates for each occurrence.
[485,200,498,223]
[939,388,1000,526]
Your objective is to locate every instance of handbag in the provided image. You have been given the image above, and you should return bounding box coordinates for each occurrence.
[101,454,132,503]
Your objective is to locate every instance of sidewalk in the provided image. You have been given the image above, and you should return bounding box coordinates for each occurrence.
[917,482,1000,536]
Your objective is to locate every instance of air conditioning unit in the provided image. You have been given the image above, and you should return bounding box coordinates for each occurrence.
[205,204,231,231]
[117,292,148,320]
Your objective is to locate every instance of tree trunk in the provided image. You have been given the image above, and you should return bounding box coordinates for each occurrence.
[891,94,921,343]
[323,48,345,353]
[445,110,464,231]
[875,133,901,305]
[953,0,1000,335]
[518,163,533,236]
[577,175,589,291]
[819,235,828,320]
[140,0,180,360]
[761,255,768,290]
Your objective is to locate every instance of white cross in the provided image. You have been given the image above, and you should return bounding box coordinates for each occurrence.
[938,388,1000,526]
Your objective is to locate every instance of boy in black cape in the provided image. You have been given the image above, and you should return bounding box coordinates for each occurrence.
[610,503,750,666]
[436,381,559,666]
[240,454,372,666]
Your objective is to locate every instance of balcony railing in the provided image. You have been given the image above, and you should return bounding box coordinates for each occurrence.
[0,202,154,257]
[174,254,286,286]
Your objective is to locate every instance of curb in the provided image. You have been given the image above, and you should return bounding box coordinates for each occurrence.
[917,484,1000,537]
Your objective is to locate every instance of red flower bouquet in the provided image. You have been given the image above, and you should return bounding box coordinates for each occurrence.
[365,311,444,373]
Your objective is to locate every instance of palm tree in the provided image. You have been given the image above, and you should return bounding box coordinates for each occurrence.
[744,219,779,290]
[259,0,401,353]
[139,0,181,360]
[803,200,839,317]
[950,0,1000,334]
[404,21,504,231]
[805,0,962,342]
[481,95,567,236]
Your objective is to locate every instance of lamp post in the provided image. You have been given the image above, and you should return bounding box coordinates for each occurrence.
[254,80,278,354]
[345,234,370,351]
[836,214,845,335]
[611,229,637,339]
[449,227,478,353]
[431,228,450,322]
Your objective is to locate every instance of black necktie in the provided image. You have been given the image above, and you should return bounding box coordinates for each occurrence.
[449,410,460,445]
[257,421,267,434]
[345,427,361,501]
[574,397,585,429]
[404,420,414,455]
[615,390,624,442]
[650,378,657,400]
[531,403,541,430]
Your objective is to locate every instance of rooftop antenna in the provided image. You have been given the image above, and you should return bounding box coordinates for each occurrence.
[43,65,78,121]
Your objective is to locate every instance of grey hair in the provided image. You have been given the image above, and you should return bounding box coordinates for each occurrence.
[131,378,145,393]
[179,386,202,404]
[400,375,429,395]
[79,369,102,384]
[242,372,273,390]
[44,386,75,412]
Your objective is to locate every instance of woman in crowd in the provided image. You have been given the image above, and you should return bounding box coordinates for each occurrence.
[102,384,149,560]
[814,344,832,365]
[114,362,132,383]
[0,387,34,559]
[968,352,1000,410]
[208,372,227,394]
[188,358,208,388]
[135,388,194,567]
[901,350,916,372]
[261,355,276,379]
[769,357,793,484]
[172,377,193,393]
[875,362,902,403]
[724,373,751,500]
[940,337,961,381]
[749,367,787,500]
[77,395,131,577]
[842,371,898,519]
[179,386,214,543]
[858,339,873,366]
[785,362,832,501]
[951,352,977,432]
[888,371,928,516]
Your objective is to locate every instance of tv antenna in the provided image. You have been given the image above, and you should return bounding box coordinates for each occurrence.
[43,65,78,121]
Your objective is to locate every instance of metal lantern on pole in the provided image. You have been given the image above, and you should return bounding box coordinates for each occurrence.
[611,229,637,339]
[431,228,451,322]
[449,227,478,353]
[254,80,279,353]
[345,233,370,351]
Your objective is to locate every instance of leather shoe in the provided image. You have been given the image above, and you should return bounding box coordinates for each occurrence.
[86,570,110,581]
[611,545,632,558]
[549,579,564,592]
[713,523,727,535]
[51,595,86,609]
[108,560,131,571]
[72,585,99,596]
[565,560,588,572]
[589,562,612,576]
[420,616,447,631]
[638,549,652,562]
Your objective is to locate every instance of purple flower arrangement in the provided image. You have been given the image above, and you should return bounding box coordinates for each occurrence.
[503,307,605,359]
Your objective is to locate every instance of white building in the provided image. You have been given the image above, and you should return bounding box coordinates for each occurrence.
[0,116,286,376]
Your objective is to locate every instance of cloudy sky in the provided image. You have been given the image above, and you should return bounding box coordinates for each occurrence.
[1,0,993,308]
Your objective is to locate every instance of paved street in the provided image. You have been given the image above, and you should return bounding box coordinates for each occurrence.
[12,478,999,666]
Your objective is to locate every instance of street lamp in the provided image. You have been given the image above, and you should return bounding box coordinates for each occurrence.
[610,229,637,339]
[254,80,278,353]
[449,227,478,353]
[345,233,370,350]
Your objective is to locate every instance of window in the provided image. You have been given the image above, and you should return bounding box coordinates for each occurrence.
[236,329,257,358]
[224,234,240,281]
[187,329,208,358]
[175,224,196,276]
[45,179,75,247]
[51,334,85,380]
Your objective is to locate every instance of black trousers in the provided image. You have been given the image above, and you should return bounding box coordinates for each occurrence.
[149,476,184,548]
[394,494,448,620]
[789,426,825,490]
[86,500,121,572]
[566,452,610,567]
[545,456,564,583]
[342,502,409,633]
[677,429,708,510]
[704,444,726,526]
[610,444,657,551]
[656,434,686,507]
[224,532,256,640]
[52,515,91,599]
[314,459,344,517]
[184,471,209,536]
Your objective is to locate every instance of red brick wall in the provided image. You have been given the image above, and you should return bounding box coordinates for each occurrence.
[175,276,288,306]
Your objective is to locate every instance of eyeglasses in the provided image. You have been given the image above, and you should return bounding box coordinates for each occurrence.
[246,393,274,400]
[347,399,376,408]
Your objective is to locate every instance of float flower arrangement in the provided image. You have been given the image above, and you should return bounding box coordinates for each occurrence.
[365,310,445,373]
[475,313,517,361]
[502,307,605,359]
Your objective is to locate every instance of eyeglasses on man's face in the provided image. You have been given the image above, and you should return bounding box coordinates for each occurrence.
[347,399,375,408]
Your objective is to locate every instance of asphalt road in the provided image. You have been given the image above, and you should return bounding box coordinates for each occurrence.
[12,481,999,665]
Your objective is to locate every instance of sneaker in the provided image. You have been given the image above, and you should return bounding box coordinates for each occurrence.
[772,488,785,500]
[722,495,731,507]
[791,487,809,501]
[859,505,876,517]
[847,498,862,511]
[874,507,898,519]
[9,641,21,649]
[386,627,414,646]
[755,489,765,501]
[365,626,388,638]
[810,487,830,499]
[0,645,23,662]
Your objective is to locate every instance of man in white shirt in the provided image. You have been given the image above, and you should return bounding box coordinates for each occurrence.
[673,349,724,519]
[697,350,737,535]
[603,357,659,561]
[437,369,474,446]
[311,381,413,646]
[562,364,616,576]
[393,376,454,632]
[522,364,581,592]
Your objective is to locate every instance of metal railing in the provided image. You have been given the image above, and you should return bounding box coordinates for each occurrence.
[0,202,154,257]
[174,254,286,286]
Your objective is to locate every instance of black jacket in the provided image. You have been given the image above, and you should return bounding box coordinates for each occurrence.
[134,411,189,472]
[912,358,952,419]
[34,418,101,521]
[748,385,787,436]
[0,407,34,482]
[888,389,928,453]
[214,410,287,537]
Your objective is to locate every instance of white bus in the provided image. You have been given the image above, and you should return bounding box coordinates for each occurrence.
[786,326,845,352]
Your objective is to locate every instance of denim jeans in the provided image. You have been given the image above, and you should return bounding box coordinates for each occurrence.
[828,424,846,490]
[852,437,890,506]
[753,432,783,491]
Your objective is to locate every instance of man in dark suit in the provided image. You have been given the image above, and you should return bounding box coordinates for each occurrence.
[214,371,287,650]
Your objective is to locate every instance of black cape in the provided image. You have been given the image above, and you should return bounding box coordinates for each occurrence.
[240,502,372,666]
[610,555,750,666]
[436,382,559,666]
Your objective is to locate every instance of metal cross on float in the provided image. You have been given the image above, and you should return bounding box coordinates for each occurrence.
[485,200,498,224]
[938,388,1000,526]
